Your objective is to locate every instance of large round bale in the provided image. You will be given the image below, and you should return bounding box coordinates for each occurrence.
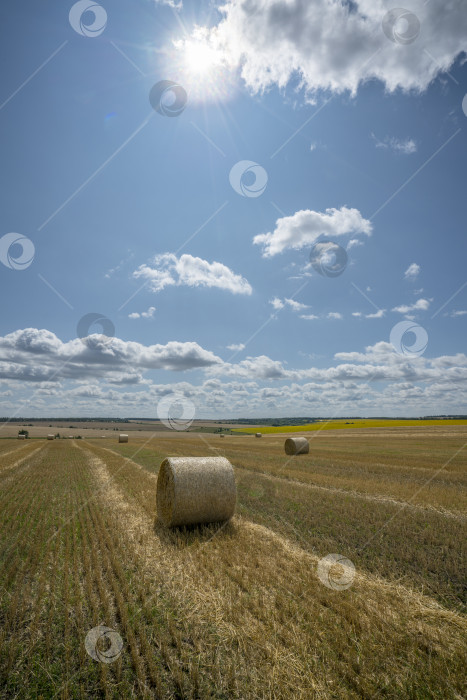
[255,432,262,438]
[284,437,309,455]
[157,456,236,528]
[47,434,54,440]
[17,434,26,440]
[119,434,128,443]
[219,433,225,438]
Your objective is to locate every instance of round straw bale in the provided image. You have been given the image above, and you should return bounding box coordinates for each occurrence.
[119,434,128,443]
[255,432,262,437]
[47,434,54,440]
[18,434,26,440]
[157,456,236,527]
[219,433,225,438]
[284,437,309,455]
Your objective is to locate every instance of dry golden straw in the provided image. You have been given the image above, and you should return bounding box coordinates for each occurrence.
[156,456,237,527]
[284,437,309,455]
[119,434,128,443]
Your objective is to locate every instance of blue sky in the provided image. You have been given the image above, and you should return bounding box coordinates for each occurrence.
[0,0,466,418]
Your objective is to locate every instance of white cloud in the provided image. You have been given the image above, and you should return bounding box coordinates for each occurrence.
[270,297,284,311]
[327,312,343,320]
[210,0,467,96]
[300,314,319,320]
[450,310,467,317]
[284,298,308,312]
[133,253,252,295]
[352,312,363,317]
[0,328,223,382]
[310,142,317,152]
[366,309,385,319]
[392,298,430,314]
[371,133,417,154]
[227,343,245,351]
[270,297,309,313]
[1,333,466,416]
[254,207,372,257]
[404,263,421,279]
[347,239,364,250]
[128,306,156,320]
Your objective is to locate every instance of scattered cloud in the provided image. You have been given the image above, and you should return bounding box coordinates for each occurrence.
[347,239,363,250]
[404,263,421,279]
[210,0,467,96]
[366,309,385,319]
[133,253,252,295]
[392,298,431,314]
[254,207,372,257]
[270,297,309,313]
[353,309,386,319]
[371,133,417,154]
[449,310,467,317]
[300,314,319,320]
[128,306,156,320]
[327,312,343,320]
[270,297,284,311]
[227,343,245,351]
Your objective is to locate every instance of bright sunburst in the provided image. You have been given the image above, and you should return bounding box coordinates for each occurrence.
[169,28,235,103]
[182,40,221,78]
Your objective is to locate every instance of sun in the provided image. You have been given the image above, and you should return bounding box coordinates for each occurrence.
[168,28,235,103]
[182,40,221,78]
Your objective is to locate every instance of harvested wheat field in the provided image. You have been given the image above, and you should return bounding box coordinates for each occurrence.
[0,427,466,698]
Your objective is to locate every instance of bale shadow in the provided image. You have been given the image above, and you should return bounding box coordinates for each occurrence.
[153,517,237,549]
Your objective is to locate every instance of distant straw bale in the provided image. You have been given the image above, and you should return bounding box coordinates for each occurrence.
[284,437,309,455]
[119,434,128,443]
